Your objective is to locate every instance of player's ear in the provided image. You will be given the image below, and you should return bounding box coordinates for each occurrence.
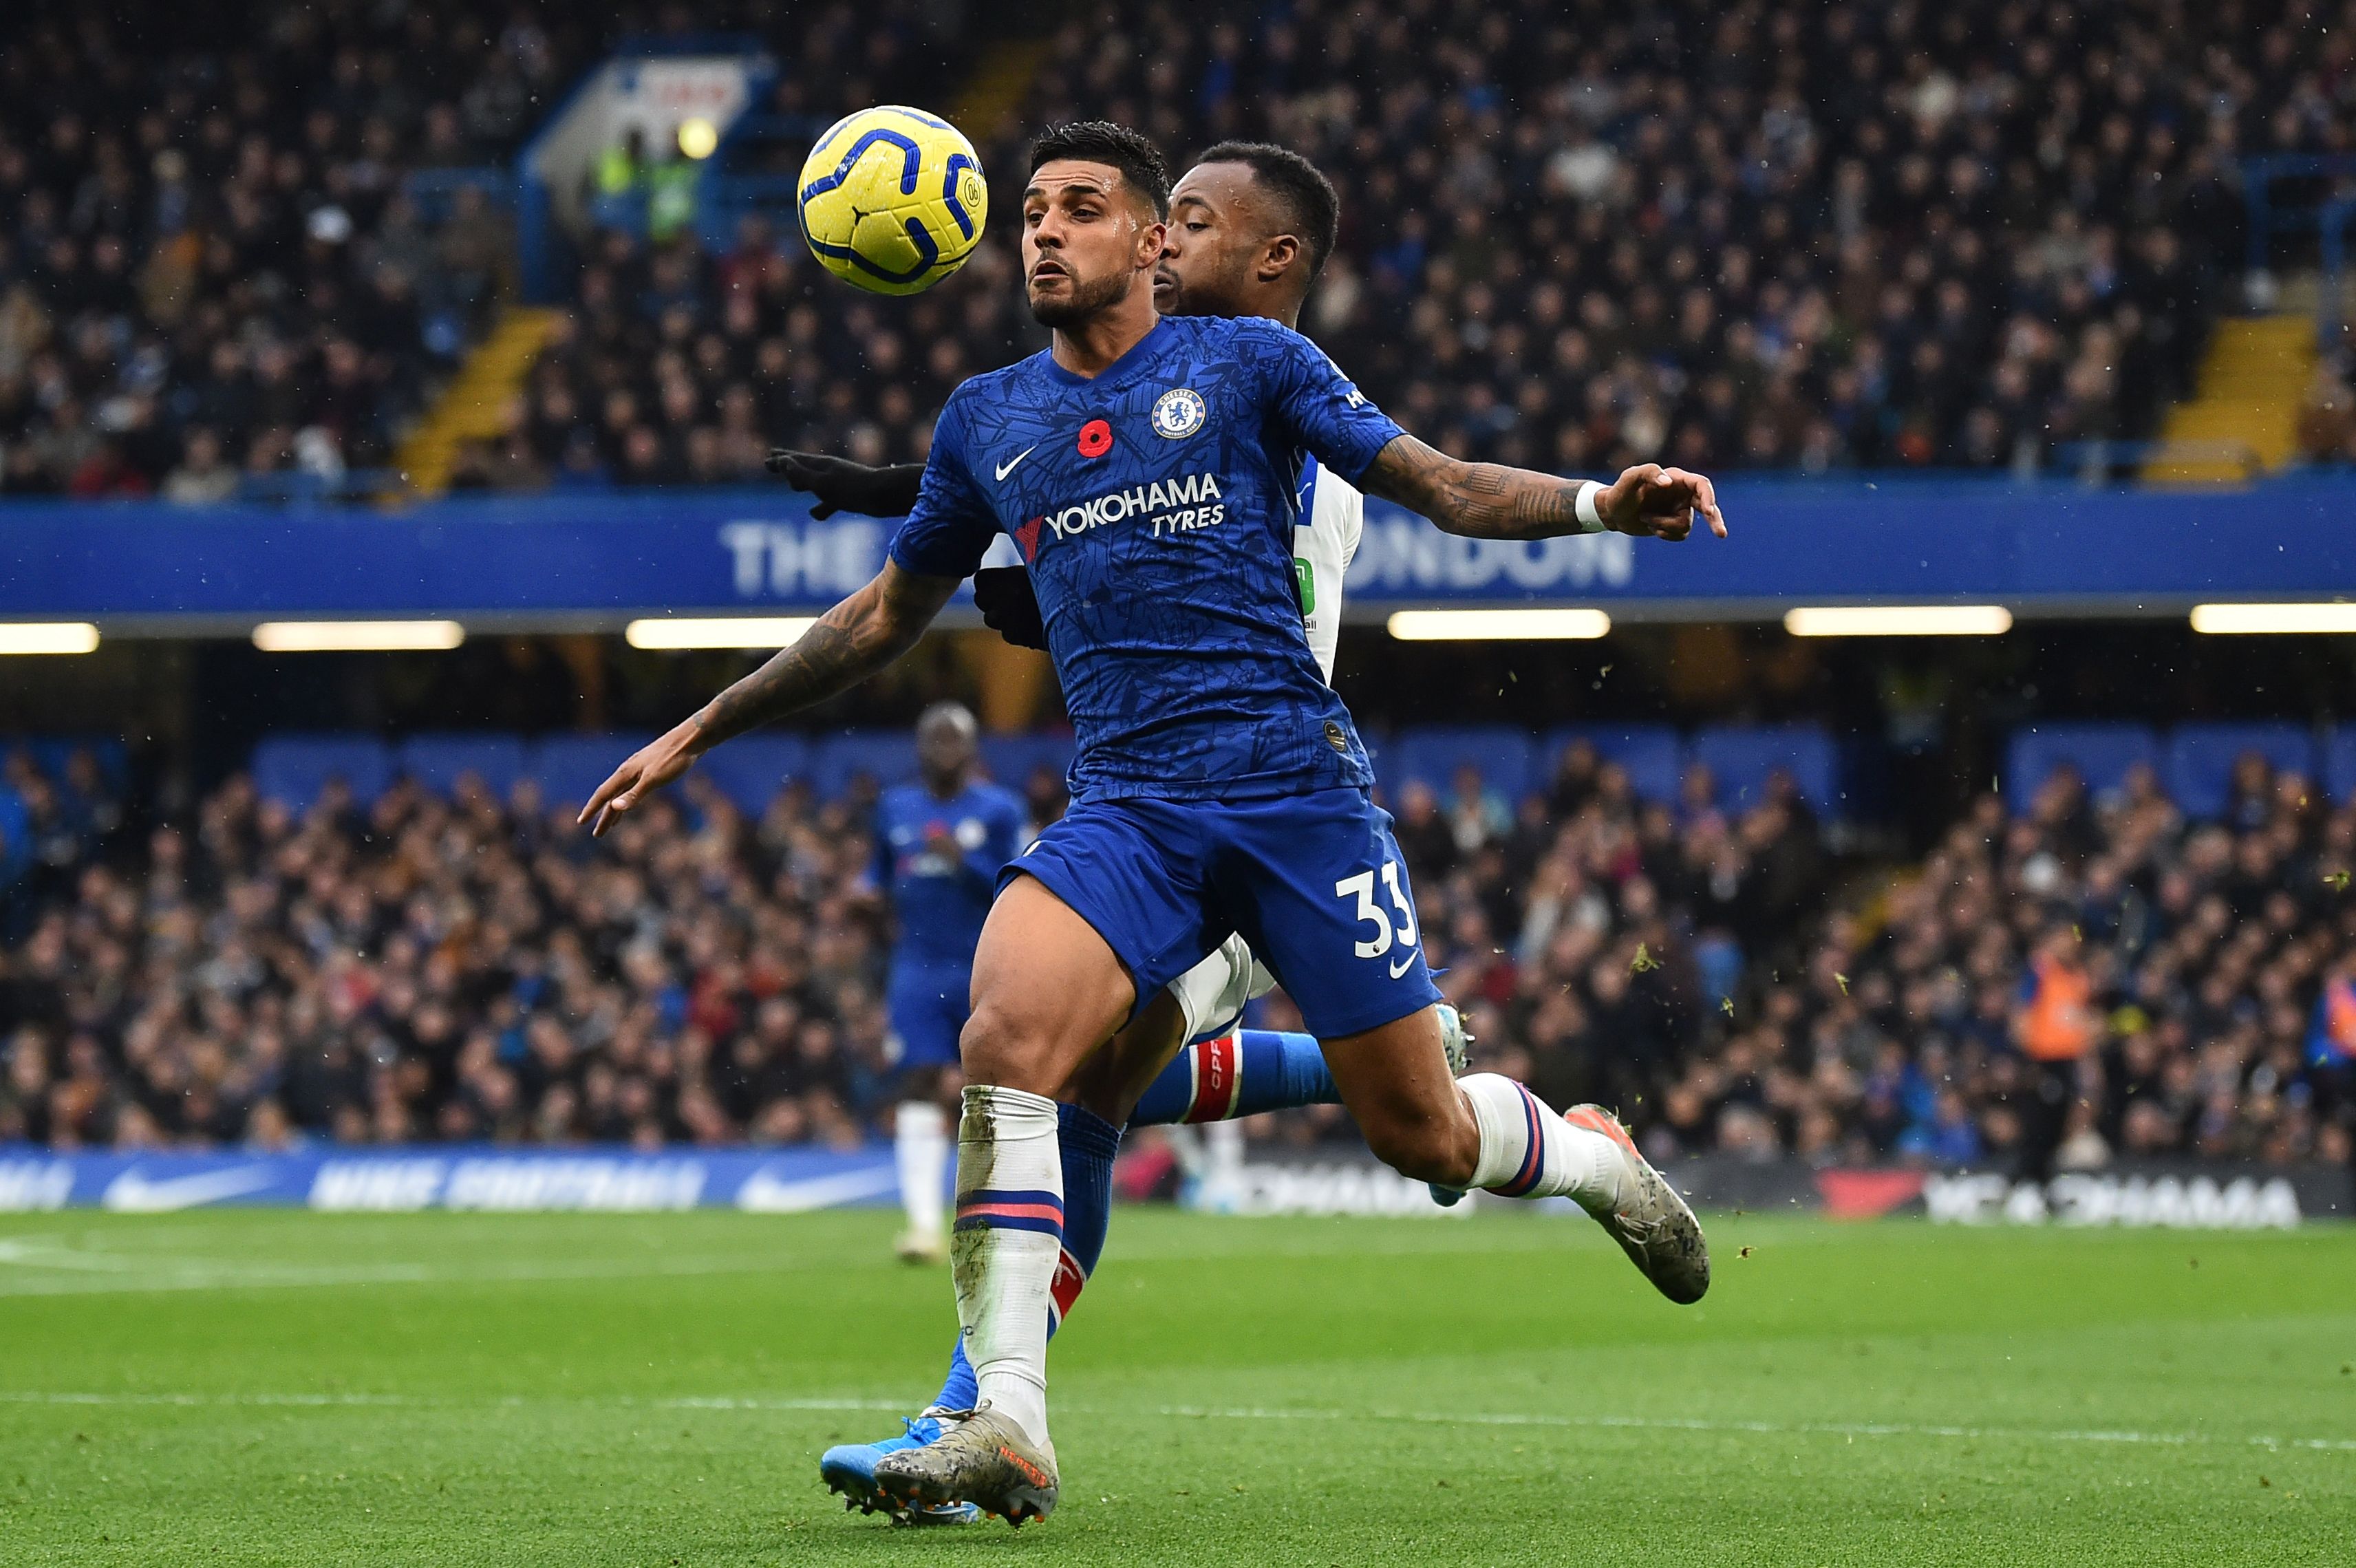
[1137,217,1168,268]
[1257,233,1301,283]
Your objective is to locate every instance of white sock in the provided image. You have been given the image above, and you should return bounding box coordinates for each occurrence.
[1458,1073,1619,1210]
[950,1084,1063,1448]
[895,1100,948,1241]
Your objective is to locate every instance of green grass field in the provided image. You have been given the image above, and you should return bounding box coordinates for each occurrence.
[0,1205,2349,1565]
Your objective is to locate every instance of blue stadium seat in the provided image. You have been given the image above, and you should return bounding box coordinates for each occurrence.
[1543,725,1684,804]
[527,734,654,811]
[2004,722,2160,812]
[2163,722,2316,819]
[13,737,129,789]
[694,735,813,817]
[813,731,920,798]
[253,733,393,813]
[1387,726,1536,804]
[1689,725,1841,817]
[979,733,1073,790]
[0,786,29,880]
[2326,727,2356,806]
[398,733,526,799]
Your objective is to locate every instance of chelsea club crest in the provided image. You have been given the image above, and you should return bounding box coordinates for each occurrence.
[1150,387,1206,439]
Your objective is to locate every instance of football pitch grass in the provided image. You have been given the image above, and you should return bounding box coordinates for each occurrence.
[0,1206,2348,1565]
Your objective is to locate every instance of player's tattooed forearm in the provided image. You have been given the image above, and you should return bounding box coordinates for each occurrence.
[1364,434,1580,539]
[694,617,864,747]
[692,568,945,745]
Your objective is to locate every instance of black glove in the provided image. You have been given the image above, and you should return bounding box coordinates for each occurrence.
[972,566,1047,650]
[763,449,923,519]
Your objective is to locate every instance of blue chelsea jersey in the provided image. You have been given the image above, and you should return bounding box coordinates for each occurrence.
[877,780,1028,971]
[888,315,1404,802]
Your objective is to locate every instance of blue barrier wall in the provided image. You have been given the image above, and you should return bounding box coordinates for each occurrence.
[0,475,2349,627]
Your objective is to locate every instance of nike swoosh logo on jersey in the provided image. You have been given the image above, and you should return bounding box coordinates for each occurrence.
[1389,951,1417,979]
[994,444,1039,482]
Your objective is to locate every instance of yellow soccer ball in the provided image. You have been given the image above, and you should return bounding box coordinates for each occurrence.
[796,105,987,296]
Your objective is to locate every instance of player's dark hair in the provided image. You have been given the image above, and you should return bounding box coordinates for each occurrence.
[1195,140,1340,280]
[1028,121,1172,219]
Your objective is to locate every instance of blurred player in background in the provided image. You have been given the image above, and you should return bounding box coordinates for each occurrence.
[875,702,1027,1263]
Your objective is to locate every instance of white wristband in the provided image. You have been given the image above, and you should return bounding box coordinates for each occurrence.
[1574,480,1607,534]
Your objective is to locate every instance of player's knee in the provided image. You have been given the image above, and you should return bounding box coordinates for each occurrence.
[957,1002,1056,1095]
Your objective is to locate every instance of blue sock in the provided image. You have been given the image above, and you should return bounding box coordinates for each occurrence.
[1129,1029,1335,1126]
[926,1103,1122,1414]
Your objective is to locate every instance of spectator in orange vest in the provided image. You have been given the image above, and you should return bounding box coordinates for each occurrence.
[2014,927,2097,1181]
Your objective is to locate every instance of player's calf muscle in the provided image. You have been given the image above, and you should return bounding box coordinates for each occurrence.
[1065,990,1189,1124]
[1322,1010,1481,1185]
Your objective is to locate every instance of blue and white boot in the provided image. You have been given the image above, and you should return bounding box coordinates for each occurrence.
[819,1408,981,1525]
[1427,1004,1477,1209]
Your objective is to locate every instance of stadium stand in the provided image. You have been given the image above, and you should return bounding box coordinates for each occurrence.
[0,1,959,499]
[7,722,2346,1169]
[1671,748,2356,1174]
[3,1,2353,1180]
[518,0,2305,482]
[19,1,2338,495]
[0,4,586,498]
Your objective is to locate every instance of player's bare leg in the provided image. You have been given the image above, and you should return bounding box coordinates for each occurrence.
[1321,1006,1709,1304]
[872,873,1133,1525]
[1067,988,1191,1126]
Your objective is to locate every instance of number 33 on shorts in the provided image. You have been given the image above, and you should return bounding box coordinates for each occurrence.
[1335,860,1421,976]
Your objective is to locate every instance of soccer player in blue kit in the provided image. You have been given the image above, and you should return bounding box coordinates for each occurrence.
[875,702,1027,1264]
[583,121,1726,1525]
[778,139,1476,1527]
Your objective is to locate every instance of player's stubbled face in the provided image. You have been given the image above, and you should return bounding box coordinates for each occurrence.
[1022,160,1153,327]
[1155,162,1266,316]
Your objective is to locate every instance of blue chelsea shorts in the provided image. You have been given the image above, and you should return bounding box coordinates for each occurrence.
[999,786,1441,1040]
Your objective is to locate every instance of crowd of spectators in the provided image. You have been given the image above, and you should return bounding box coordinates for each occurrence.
[12,1,2350,496]
[482,3,1000,492]
[505,0,2338,484]
[1645,753,2356,1174]
[489,215,1031,491]
[0,1,962,500]
[0,3,587,499]
[6,724,2347,1174]
[1014,0,2311,475]
[0,755,934,1150]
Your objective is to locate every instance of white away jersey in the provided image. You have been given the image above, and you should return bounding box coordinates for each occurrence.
[1292,454,1360,682]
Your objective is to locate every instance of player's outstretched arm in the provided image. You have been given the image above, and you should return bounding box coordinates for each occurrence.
[579,561,960,836]
[764,449,925,519]
[1358,433,1726,543]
